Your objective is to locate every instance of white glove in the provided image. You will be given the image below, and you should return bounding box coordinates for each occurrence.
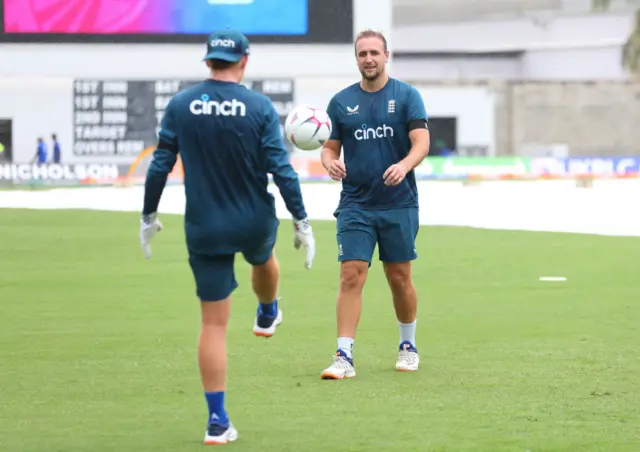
[140,213,163,259]
[293,218,315,270]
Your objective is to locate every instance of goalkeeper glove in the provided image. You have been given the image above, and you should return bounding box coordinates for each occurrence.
[293,218,315,270]
[140,212,163,259]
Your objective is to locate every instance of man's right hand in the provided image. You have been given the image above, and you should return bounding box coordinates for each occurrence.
[140,212,163,259]
[324,159,347,181]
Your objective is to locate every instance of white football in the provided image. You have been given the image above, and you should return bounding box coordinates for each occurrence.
[284,105,332,151]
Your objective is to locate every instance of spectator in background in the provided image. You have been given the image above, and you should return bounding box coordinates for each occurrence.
[52,133,61,163]
[434,138,454,157]
[31,137,47,165]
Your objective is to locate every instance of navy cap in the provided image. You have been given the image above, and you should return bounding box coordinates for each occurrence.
[203,29,250,62]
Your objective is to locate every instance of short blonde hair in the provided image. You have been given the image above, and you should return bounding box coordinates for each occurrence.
[354,29,388,54]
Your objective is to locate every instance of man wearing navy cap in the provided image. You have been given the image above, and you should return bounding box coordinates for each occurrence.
[139,29,315,445]
[202,28,250,63]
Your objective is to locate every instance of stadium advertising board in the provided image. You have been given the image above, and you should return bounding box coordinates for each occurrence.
[0,163,121,182]
[0,0,352,44]
[72,79,295,161]
[129,156,637,183]
[414,157,640,180]
[266,157,534,182]
[0,163,122,185]
[2,157,638,187]
[530,157,640,177]
[415,157,532,179]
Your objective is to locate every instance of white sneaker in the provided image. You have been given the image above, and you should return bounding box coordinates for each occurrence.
[320,350,356,379]
[396,341,419,372]
[203,423,238,445]
[253,307,283,338]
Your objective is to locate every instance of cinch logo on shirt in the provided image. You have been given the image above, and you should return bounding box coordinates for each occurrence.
[354,124,394,141]
[210,38,236,48]
[189,94,247,116]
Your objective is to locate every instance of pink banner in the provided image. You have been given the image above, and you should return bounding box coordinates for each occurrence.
[4,0,157,33]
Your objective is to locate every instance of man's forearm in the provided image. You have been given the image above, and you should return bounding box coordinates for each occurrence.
[401,139,430,170]
[272,166,308,221]
[401,147,428,171]
[142,170,169,216]
[142,149,176,215]
[321,146,340,170]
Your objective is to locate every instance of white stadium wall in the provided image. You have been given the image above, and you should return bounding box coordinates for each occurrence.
[0,43,361,80]
[0,78,72,163]
[392,14,634,54]
[391,13,635,81]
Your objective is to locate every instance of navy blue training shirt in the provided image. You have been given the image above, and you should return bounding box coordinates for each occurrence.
[326,78,428,210]
[143,79,307,255]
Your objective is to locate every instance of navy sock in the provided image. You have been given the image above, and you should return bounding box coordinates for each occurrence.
[259,299,278,317]
[204,392,229,426]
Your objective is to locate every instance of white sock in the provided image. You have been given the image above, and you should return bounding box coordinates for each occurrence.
[337,337,354,359]
[398,320,416,346]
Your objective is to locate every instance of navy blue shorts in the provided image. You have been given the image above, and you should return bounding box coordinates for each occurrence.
[188,226,277,302]
[336,207,419,264]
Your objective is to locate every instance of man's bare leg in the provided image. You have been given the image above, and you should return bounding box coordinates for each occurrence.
[200,298,239,444]
[321,260,369,379]
[251,252,283,337]
[383,262,419,371]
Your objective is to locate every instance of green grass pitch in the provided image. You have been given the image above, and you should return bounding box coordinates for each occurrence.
[1,209,639,451]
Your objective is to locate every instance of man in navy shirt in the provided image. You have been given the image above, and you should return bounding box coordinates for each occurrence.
[139,29,315,445]
[33,138,47,164]
[51,134,61,163]
[320,30,430,379]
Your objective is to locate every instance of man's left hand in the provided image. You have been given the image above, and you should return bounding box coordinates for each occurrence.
[383,162,409,186]
[293,218,315,270]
